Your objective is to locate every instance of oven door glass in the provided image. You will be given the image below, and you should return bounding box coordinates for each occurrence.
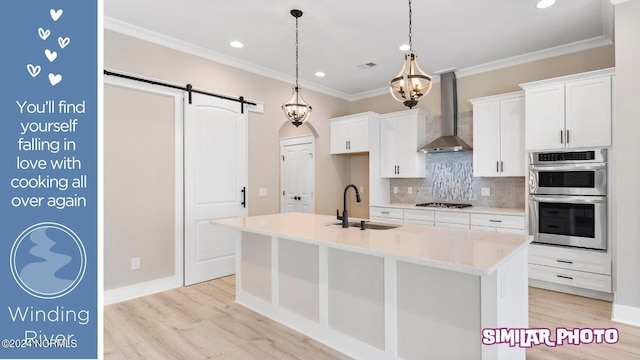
[539,202,594,238]
[529,195,607,250]
[529,163,606,195]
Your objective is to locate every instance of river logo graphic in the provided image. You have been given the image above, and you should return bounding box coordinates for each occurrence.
[10,222,87,299]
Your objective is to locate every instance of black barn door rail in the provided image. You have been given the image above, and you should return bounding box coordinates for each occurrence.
[104,69,256,113]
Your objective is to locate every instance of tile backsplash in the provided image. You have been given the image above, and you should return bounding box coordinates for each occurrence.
[390,148,526,209]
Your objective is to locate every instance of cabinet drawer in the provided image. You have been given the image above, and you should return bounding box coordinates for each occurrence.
[404,209,435,221]
[470,213,524,230]
[369,216,404,225]
[436,222,470,230]
[529,264,612,293]
[404,219,434,227]
[529,244,611,275]
[435,211,470,225]
[369,207,403,219]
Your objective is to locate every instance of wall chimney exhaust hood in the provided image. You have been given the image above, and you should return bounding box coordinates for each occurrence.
[418,71,472,153]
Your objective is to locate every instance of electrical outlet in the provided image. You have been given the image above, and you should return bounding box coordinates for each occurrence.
[407,187,413,194]
[258,187,267,197]
[393,187,398,194]
[481,187,491,197]
[131,257,140,270]
[359,185,365,193]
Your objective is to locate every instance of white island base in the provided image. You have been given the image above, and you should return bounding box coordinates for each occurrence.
[212,213,531,360]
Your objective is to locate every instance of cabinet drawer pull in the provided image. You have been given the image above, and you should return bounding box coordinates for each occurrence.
[556,274,573,280]
[381,211,390,215]
[489,219,502,223]
[556,259,573,264]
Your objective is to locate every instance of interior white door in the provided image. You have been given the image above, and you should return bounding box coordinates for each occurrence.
[184,93,247,285]
[280,136,314,213]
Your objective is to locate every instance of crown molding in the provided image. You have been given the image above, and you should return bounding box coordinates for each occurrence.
[351,36,613,100]
[104,17,353,101]
[106,17,613,102]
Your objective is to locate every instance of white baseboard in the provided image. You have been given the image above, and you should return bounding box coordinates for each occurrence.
[612,303,640,328]
[104,275,182,306]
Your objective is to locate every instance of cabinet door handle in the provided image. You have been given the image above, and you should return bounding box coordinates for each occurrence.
[556,259,574,264]
[566,130,570,144]
[397,165,400,174]
[241,187,246,208]
[500,161,504,173]
[556,274,573,280]
[496,161,499,172]
[560,130,563,144]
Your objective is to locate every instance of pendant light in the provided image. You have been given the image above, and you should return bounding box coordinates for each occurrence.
[282,9,312,127]
[389,0,432,109]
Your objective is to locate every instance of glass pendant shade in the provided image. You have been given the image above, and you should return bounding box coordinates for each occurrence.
[282,86,312,127]
[390,51,432,109]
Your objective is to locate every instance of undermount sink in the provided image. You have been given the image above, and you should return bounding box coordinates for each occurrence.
[326,220,399,230]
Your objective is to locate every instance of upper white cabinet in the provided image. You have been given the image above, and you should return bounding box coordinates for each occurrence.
[470,91,525,177]
[520,68,614,151]
[329,112,376,154]
[380,109,427,178]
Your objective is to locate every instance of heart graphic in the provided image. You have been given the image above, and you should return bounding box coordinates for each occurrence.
[58,37,70,49]
[50,9,63,21]
[48,73,62,86]
[27,64,41,78]
[38,27,51,40]
[45,49,57,62]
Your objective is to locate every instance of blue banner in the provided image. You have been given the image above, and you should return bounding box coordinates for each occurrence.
[1,1,98,359]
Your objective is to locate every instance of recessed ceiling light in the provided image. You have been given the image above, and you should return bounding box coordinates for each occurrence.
[230,41,244,48]
[315,72,326,77]
[536,0,556,9]
[399,44,411,51]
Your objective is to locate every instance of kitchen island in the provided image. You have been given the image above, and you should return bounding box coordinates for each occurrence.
[211,212,533,360]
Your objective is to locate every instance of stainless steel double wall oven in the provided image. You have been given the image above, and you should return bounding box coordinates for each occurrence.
[528,149,607,250]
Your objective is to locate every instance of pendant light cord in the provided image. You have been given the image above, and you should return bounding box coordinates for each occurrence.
[295,15,300,90]
[408,0,413,50]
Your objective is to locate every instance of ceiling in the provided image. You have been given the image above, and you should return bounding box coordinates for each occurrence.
[104,0,614,100]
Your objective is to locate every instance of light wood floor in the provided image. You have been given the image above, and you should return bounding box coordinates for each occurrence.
[104,276,640,360]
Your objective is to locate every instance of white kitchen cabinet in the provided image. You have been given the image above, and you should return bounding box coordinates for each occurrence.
[379,109,427,178]
[329,112,376,154]
[470,92,525,177]
[434,212,470,229]
[470,213,525,234]
[404,209,435,227]
[528,243,611,294]
[369,206,404,225]
[520,68,613,151]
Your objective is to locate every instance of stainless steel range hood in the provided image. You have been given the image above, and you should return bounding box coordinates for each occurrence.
[418,71,472,153]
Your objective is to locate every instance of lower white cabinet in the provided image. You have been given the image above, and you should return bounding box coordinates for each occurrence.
[470,213,525,234]
[403,209,435,227]
[528,243,611,293]
[369,206,404,225]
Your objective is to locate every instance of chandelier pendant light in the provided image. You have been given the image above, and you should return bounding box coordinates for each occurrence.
[282,9,312,127]
[389,0,432,109]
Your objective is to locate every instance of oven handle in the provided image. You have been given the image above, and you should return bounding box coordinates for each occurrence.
[529,194,607,204]
[529,163,606,172]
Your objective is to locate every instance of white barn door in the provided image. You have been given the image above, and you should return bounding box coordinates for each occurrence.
[184,93,247,285]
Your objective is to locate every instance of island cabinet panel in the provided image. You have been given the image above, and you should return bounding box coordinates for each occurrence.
[215,213,531,360]
[328,249,385,350]
[278,239,319,322]
[397,261,481,360]
[240,232,272,301]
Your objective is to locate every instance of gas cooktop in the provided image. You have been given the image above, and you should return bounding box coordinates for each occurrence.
[416,202,473,209]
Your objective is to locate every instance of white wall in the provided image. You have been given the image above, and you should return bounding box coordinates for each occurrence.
[612,0,640,327]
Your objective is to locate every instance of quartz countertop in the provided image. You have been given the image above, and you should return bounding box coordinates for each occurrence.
[371,203,526,216]
[212,212,532,276]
